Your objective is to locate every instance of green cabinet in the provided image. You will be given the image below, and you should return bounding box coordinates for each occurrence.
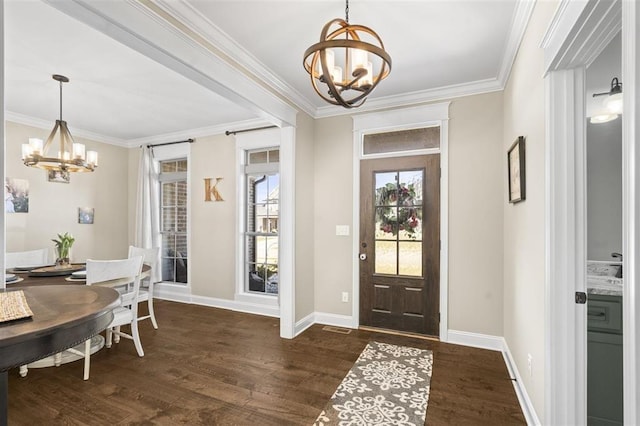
[587,294,622,426]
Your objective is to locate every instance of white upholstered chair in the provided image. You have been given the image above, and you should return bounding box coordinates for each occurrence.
[68,256,144,380]
[5,248,51,269]
[128,246,160,329]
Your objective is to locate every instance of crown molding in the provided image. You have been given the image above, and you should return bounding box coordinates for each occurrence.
[124,118,272,148]
[5,111,129,147]
[314,78,503,119]
[5,111,273,149]
[149,0,317,117]
[540,0,621,73]
[497,0,537,86]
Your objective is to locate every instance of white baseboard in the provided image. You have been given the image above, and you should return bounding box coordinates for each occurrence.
[446,329,504,351]
[446,330,540,425]
[314,312,355,329]
[294,312,315,336]
[155,286,279,318]
[502,340,541,426]
[155,283,192,303]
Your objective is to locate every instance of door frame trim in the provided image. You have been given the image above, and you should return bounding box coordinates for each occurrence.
[351,102,450,340]
[541,0,639,423]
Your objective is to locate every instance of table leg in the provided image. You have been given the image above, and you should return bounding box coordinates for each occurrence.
[0,370,7,426]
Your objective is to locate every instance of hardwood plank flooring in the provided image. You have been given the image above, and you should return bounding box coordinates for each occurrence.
[7,300,525,425]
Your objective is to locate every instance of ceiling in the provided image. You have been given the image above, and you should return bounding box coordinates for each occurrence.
[4,0,529,146]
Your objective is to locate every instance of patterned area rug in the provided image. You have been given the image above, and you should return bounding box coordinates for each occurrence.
[314,341,433,425]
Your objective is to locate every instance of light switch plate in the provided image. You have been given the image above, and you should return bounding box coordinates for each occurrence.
[336,225,350,236]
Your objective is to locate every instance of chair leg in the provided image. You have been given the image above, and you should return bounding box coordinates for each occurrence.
[131,320,144,357]
[114,326,121,344]
[54,352,62,367]
[83,340,91,381]
[18,365,27,378]
[148,297,158,329]
[106,328,113,348]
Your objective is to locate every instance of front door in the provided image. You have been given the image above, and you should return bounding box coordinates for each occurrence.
[359,155,440,336]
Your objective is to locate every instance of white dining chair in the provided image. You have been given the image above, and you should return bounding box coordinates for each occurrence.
[67,256,144,380]
[5,248,51,269]
[128,246,160,329]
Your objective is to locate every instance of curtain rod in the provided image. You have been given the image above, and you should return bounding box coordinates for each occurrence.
[225,125,277,136]
[143,138,195,148]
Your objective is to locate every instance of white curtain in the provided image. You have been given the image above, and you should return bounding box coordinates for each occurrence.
[134,146,161,283]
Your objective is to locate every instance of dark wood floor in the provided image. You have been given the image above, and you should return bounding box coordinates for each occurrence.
[7,300,525,425]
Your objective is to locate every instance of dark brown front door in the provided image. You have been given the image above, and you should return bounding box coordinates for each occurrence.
[359,155,440,336]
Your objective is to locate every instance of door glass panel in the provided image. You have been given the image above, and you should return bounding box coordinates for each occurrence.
[398,207,422,240]
[375,172,398,206]
[399,242,422,276]
[399,170,423,205]
[375,241,397,274]
[373,169,424,277]
[375,207,396,240]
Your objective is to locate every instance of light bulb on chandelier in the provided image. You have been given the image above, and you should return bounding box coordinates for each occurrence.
[303,0,391,108]
[22,74,98,173]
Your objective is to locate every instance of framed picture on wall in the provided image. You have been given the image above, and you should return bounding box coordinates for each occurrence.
[78,207,94,224]
[47,170,70,184]
[508,136,526,203]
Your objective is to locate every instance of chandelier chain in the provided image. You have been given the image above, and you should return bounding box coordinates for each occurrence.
[345,0,349,24]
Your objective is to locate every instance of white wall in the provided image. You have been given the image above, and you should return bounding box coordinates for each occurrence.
[502,0,560,420]
[1,1,5,281]
[5,121,129,261]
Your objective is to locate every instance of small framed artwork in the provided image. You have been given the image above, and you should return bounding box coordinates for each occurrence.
[78,207,94,224]
[48,170,70,184]
[5,177,29,213]
[508,136,526,203]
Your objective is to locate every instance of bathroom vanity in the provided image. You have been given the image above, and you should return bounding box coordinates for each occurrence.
[587,272,623,426]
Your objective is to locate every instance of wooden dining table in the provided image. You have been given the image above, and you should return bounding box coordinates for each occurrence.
[3,264,151,376]
[0,285,120,426]
[6,263,151,288]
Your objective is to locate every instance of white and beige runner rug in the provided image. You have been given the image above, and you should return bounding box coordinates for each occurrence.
[314,341,433,426]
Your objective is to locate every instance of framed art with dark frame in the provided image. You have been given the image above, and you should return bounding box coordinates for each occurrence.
[508,136,526,203]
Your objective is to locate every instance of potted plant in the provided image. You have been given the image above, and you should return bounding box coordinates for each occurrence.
[52,232,75,267]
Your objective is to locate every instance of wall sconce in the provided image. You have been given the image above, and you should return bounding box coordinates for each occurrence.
[591,77,623,124]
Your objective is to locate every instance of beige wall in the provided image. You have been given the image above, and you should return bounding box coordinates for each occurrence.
[312,93,505,337]
[127,148,140,247]
[189,134,237,299]
[127,136,238,300]
[313,115,354,316]
[448,92,504,335]
[295,113,316,321]
[502,1,559,420]
[5,121,129,261]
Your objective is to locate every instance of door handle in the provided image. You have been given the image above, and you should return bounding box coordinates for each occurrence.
[359,253,367,261]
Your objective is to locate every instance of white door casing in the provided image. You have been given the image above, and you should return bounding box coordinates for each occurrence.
[542,0,639,423]
[351,103,450,340]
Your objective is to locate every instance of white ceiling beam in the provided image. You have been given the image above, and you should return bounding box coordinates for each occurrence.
[44,0,297,128]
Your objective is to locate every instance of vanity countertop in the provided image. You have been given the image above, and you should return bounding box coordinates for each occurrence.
[587,276,623,297]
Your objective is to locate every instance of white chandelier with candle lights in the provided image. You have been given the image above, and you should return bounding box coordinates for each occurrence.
[303,0,391,108]
[22,74,98,173]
